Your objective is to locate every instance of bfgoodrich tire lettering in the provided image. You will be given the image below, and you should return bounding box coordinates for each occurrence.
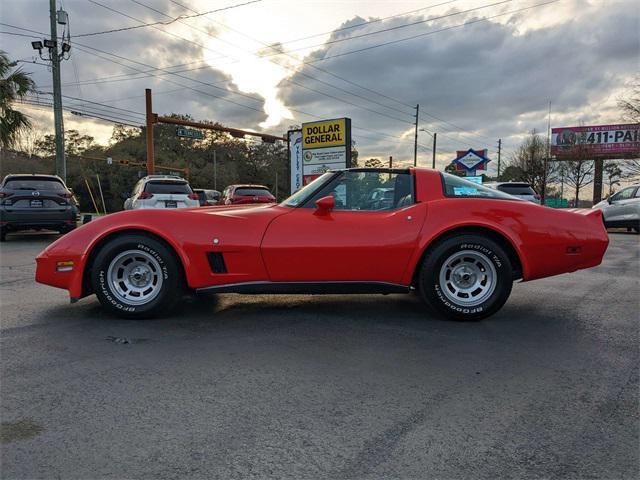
[91,234,183,318]
[419,234,513,321]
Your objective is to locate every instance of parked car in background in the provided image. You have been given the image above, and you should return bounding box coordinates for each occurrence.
[193,188,221,206]
[592,184,640,232]
[123,175,199,210]
[221,184,276,205]
[485,182,541,204]
[0,174,78,242]
[365,187,394,210]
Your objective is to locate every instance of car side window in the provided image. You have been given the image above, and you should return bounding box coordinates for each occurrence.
[635,188,640,198]
[304,171,414,211]
[612,187,635,201]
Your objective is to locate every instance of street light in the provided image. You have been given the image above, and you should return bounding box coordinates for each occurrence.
[31,41,43,51]
[43,39,57,49]
[420,129,438,169]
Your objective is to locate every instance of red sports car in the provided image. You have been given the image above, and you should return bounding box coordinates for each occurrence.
[35,168,608,321]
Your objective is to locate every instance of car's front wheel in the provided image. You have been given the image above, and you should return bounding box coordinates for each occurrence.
[91,234,183,318]
[419,234,513,321]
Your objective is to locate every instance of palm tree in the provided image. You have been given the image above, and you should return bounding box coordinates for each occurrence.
[0,51,36,149]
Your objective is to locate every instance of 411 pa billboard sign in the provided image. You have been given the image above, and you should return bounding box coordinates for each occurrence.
[551,124,639,159]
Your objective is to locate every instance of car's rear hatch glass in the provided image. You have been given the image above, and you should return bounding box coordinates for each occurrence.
[4,178,66,191]
[497,184,536,195]
[145,181,192,194]
[235,188,273,197]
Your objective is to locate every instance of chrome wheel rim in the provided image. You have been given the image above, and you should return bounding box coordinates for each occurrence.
[439,250,497,307]
[107,250,163,305]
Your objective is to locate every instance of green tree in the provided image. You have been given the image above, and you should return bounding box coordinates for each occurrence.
[603,161,622,197]
[0,51,36,148]
[364,158,384,168]
[444,163,464,176]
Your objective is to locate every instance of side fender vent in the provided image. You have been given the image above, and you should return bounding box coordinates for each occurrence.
[207,252,227,274]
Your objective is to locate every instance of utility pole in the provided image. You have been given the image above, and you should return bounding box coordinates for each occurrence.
[213,150,217,190]
[497,138,502,179]
[389,156,393,169]
[50,0,65,182]
[413,104,419,167]
[432,132,437,169]
[541,100,551,205]
[145,88,155,175]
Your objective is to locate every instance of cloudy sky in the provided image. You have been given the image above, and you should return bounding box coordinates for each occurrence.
[1,0,638,171]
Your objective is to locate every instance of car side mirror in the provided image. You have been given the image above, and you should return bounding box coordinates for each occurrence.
[314,195,335,215]
[607,197,613,204]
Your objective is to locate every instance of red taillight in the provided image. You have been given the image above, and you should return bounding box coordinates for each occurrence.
[0,192,6,198]
[188,193,199,200]
[138,192,153,199]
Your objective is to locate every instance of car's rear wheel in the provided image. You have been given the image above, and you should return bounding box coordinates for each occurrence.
[419,234,513,321]
[91,234,183,318]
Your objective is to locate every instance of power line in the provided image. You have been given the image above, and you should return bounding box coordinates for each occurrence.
[307,0,560,64]
[2,0,533,141]
[251,0,516,58]
[74,0,263,38]
[19,99,142,127]
[131,0,549,144]
[4,1,558,147]
[233,0,462,46]
[120,0,417,124]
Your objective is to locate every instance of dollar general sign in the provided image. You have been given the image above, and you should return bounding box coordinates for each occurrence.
[302,118,348,148]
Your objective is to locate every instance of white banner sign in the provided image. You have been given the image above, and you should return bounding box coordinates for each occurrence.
[289,130,303,194]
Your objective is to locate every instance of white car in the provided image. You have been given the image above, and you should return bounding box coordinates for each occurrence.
[123,175,200,210]
[485,182,541,204]
[592,184,640,232]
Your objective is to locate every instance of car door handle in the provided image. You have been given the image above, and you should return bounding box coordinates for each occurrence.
[407,215,413,221]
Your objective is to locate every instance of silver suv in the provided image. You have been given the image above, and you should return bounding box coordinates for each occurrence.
[485,182,541,204]
[592,184,640,232]
[123,175,199,210]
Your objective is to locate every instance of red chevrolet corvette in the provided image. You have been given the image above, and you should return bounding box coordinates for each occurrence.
[35,168,608,320]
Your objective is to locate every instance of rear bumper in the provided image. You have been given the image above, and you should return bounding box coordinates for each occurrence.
[524,208,609,281]
[1,207,77,229]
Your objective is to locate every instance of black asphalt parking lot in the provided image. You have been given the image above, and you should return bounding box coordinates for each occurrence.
[1,232,638,479]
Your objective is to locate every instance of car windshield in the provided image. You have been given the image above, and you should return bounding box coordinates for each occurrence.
[145,181,192,194]
[235,188,273,197]
[4,178,65,191]
[497,184,536,195]
[281,172,335,207]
